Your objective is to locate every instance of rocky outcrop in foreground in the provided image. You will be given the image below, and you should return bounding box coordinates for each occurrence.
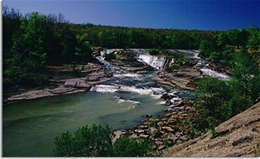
[163,102,260,157]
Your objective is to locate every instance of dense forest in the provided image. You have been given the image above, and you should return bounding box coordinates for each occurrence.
[3,6,259,90]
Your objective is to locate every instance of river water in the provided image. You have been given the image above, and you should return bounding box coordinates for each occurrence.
[2,49,228,157]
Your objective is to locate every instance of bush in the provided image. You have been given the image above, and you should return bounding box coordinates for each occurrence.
[53,124,155,157]
[53,124,113,157]
[104,53,116,61]
[109,135,152,157]
[149,48,159,55]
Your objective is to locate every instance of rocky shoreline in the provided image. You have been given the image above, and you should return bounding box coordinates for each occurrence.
[4,49,214,154]
[5,62,113,102]
[112,91,203,152]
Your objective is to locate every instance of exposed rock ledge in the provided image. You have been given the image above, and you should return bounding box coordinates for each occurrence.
[163,102,260,157]
[153,67,202,90]
[6,79,89,101]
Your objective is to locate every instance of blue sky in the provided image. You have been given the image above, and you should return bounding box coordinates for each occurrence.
[3,0,260,30]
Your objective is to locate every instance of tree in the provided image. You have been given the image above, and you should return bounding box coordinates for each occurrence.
[199,39,216,58]
[247,24,260,53]
[54,124,113,157]
[109,135,153,157]
[74,34,93,64]
[195,77,231,125]
[230,48,260,100]
[53,124,155,157]
[12,12,47,70]
[4,12,49,87]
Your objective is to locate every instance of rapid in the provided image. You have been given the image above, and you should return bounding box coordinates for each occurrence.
[2,49,229,157]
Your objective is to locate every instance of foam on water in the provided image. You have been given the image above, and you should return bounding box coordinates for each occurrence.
[91,84,165,97]
[90,84,118,93]
[137,54,166,69]
[113,73,142,79]
[118,98,140,104]
[200,68,230,80]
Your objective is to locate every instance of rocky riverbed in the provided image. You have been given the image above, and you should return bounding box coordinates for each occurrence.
[5,48,234,156]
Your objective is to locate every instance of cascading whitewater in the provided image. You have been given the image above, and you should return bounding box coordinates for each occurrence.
[93,50,166,97]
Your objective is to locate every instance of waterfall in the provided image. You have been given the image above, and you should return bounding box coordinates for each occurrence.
[165,49,230,81]
[93,51,166,97]
[137,54,166,69]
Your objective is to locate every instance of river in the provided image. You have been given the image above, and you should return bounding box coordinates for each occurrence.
[2,49,228,157]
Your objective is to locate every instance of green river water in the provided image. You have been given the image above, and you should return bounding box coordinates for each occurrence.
[3,90,165,157]
[3,49,221,157]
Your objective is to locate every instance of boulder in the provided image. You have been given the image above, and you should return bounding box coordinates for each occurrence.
[157,122,164,127]
[139,134,149,138]
[143,114,152,118]
[161,93,169,100]
[112,130,126,144]
[130,133,138,139]
[162,126,174,132]
[166,99,172,106]
[158,145,166,150]
[135,129,145,134]
[155,140,163,146]
[139,125,148,129]
[87,75,101,81]
[165,113,172,118]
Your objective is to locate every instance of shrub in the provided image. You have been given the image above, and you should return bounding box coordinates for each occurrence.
[104,53,116,61]
[109,135,152,157]
[53,124,155,157]
[53,124,113,157]
[149,48,159,55]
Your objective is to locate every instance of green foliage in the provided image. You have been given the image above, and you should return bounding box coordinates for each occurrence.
[74,34,93,64]
[165,54,191,72]
[194,46,260,132]
[209,125,219,139]
[165,65,177,73]
[246,24,260,53]
[149,118,157,127]
[195,77,230,124]
[149,48,159,55]
[209,51,221,61]
[104,53,116,61]
[230,48,260,99]
[53,124,113,157]
[199,39,216,58]
[53,124,154,157]
[109,135,153,157]
[3,5,260,94]
[12,12,48,69]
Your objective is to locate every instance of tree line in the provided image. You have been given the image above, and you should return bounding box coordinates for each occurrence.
[3,6,260,156]
[3,6,259,87]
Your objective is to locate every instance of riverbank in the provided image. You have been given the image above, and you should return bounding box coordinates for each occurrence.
[5,62,113,102]
[4,48,230,156]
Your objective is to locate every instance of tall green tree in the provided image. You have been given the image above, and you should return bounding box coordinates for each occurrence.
[230,48,260,100]
[74,34,93,63]
[247,24,260,53]
[12,12,47,70]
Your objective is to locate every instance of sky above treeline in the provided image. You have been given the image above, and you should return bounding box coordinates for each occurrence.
[3,0,260,30]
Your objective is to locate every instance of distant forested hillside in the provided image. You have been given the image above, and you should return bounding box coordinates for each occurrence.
[3,6,260,89]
